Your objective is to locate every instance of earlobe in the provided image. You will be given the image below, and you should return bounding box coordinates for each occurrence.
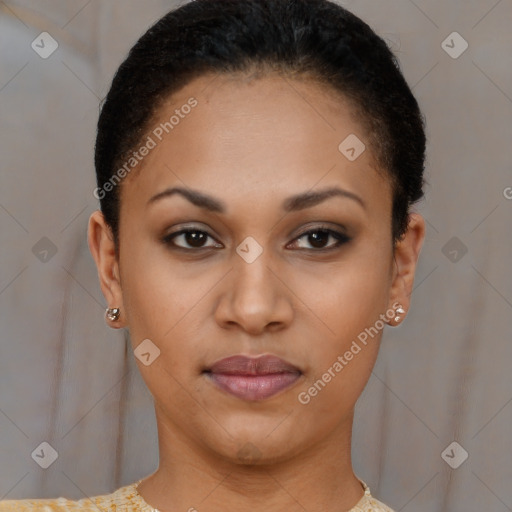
[387,213,426,325]
[87,210,126,328]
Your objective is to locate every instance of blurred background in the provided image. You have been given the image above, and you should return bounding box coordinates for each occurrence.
[0,1,511,511]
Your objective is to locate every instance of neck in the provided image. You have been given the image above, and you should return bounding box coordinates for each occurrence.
[136,406,365,512]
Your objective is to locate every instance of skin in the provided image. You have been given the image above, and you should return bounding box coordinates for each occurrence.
[88,72,425,512]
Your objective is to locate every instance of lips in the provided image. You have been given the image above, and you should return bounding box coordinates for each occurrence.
[206,354,301,375]
[203,354,302,401]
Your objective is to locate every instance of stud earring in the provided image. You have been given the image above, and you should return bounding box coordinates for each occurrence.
[394,304,406,323]
[105,307,121,322]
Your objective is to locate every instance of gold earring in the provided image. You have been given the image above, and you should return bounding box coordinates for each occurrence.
[105,307,121,322]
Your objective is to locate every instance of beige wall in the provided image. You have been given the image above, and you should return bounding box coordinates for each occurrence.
[0,1,511,510]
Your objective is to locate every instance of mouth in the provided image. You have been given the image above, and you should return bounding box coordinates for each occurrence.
[202,354,303,401]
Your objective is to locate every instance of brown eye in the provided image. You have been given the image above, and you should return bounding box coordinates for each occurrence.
[290,228,351,251]
[163,229,222,250]
[162,226,350,253]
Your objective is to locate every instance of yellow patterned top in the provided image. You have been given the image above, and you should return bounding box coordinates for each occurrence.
[0,477,395,511]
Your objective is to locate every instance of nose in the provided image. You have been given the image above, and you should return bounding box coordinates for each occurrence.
[214,250,294,336]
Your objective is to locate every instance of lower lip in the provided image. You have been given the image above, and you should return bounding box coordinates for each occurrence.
[205,372,301,401]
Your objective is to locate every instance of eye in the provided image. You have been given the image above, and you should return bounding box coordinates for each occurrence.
[162,229,222,250]
[162,226,351,252]
[289,227,351,251]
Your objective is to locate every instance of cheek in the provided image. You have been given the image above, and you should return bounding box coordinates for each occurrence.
[291,245,392,403]
[119,231,196,336]
[119,244,222,383]
[295,241,391,340]
[120,260,207,408]
[325,261,390,335]
[294,274,387,419]
[123,271,208,364]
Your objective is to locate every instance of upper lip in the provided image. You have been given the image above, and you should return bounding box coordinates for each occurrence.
[204,355,301,375]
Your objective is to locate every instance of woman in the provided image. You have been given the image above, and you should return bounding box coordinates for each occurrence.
[0,0,425,510]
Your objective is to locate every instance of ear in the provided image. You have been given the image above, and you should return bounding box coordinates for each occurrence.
[87,210,126,328]
[387,212,426,325]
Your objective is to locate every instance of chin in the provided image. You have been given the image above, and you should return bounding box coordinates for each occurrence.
[210,433,305,467]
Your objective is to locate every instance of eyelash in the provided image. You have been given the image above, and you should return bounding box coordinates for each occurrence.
[162,225,351,253]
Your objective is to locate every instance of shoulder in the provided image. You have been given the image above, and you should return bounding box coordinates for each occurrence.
[364,496,396,512]
[0,481,143,512]
[353,479,396,512]
[352,495,396,512]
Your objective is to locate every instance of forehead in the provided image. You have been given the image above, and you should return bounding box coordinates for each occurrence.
[119,72,390,217]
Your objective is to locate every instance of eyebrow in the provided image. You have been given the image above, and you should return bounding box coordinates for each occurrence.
[146,185,365,212]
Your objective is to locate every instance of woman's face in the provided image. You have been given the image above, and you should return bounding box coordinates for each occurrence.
[89,72,424,464]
